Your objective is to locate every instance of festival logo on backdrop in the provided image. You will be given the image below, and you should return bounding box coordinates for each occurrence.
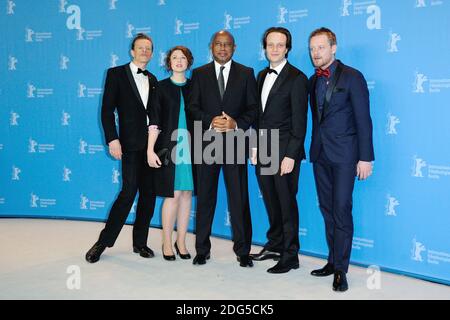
[8,55,17,70]
[60,55,70,70]
[387,31,401,53]
[341,0,352,16]
[80,194,105,210]
[411,155,450,180]
[159,50,167,67]
[277,5,308,24]
[28,138,55,153]
[411,237,426,262]
[30,193,56,208]
[109,0,118,10]
[110,53,119,67]
[415,0,427,7]
[25,27,52,42]
[413,71,428,93]
[126,21,151,38]
[223,11,250,29]
[112,168,120,184]
[10,111,19,126]
[27,83,53,98]
[386,113,400,135]
[7,0,15,15]
[385,194,399,216]
[12,166,21,181]
[412,155,427,178]
[77,82,102,98]
[63,166,72,182]
[413,70,450,93]
[174,17,199,35]
[79,138,104,155]
[61,111,70,126]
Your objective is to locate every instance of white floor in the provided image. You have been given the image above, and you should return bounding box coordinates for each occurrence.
[0,218,448,300]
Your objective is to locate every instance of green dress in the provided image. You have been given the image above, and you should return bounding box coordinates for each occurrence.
[172,79,194,191]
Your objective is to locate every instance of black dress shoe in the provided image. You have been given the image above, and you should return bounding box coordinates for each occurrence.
[311,263,335,277]
[133,245,155,258]
[86,242,106,263]
[267,260,299,274]
[237,255,254,267]
[162,245,176,261]
[332,271,349,292]
[249,248,281,261]
[193,253,210,265]
[174,242,191,260]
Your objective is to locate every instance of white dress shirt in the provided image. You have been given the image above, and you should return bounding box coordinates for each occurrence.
[129,62,149,107]
[210,60,237,130]
[261,59,287,112]
[214,59,232,90]
[129,62,150,124]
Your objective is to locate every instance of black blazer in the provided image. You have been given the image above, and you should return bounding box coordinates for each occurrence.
[101,63,157,152]
[309,60,374,163]
[149,78,196,197]
[256,62,308,161]
[187,61,258,132]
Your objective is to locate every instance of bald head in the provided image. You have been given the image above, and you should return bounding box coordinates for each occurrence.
[210,30,235,47]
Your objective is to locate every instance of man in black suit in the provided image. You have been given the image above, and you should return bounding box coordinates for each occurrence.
[85,33,157,263]
[249,27,308,274]
[308,28,374,292]
[187,30,257,267]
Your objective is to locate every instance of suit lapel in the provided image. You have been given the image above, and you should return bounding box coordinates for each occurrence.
[258,69,268,96]
[264,63,289,114]
[125,64,145,109]
[310,75,320,122]
[321,61,343,122]
[146,75,155,108]
[222,61,238,105]
[258,69,269,114]
[206,62,222,103]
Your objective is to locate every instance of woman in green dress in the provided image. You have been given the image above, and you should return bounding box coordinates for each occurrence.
[147,46,195,260]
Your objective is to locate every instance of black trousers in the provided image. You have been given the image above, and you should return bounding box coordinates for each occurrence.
[195,163,252,256]
[313,149,356,273]
[98,149,156,248]
[256,161,301,263]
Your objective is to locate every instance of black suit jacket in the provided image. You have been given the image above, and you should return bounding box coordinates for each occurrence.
[101,63,157,152]
[187,61,257,132]
[256,62,308,161]
[149,78,196,197]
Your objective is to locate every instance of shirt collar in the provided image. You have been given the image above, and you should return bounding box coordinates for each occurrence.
[328,60,338,77]
[214,59,232,73]
[270,59,287,75]
[130,61,146,75]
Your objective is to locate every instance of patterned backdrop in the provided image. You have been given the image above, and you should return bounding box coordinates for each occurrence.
[1,0,449,284]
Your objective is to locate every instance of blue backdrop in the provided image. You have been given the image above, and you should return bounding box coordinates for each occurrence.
[1,0,449,285]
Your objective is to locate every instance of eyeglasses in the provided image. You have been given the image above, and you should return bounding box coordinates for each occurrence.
[214,42,234,49]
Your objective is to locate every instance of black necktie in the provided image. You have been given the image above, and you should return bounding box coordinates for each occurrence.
[137,68,150,76]
[218,66,225,100]
[267,68,278,75]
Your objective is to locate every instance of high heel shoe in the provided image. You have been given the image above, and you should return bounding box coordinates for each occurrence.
[174,241,191,260]
[162,244,176,261]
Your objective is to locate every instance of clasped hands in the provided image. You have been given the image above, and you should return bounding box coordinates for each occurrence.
[211,112,236,132]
